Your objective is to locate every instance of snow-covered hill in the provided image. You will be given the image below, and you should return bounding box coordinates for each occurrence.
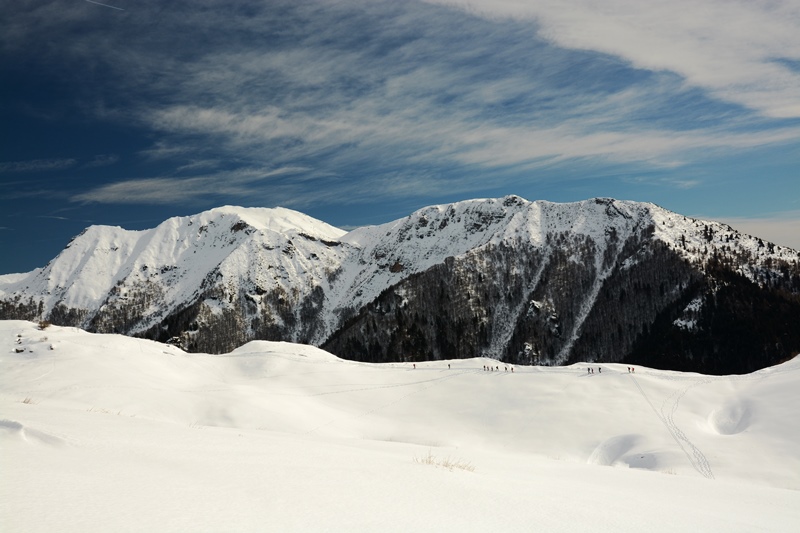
[1,320,798,532]
[1,197,799,374]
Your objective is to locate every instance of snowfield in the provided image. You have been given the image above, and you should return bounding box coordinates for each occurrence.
[1,320,798,532]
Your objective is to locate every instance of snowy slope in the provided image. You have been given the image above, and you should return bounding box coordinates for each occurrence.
[1,320,799,532]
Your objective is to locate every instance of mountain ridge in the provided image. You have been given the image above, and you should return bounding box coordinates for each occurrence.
[2,196,799,373]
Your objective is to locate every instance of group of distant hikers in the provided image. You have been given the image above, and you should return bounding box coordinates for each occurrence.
[483,365,513,372]
[587,366,635,374]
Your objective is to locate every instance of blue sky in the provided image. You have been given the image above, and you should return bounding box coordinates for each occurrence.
[2,0,799,274]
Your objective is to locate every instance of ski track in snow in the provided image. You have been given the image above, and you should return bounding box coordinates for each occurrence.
[630,374,714,479]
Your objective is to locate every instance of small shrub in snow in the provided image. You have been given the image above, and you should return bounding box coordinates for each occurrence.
[414,450,475,472]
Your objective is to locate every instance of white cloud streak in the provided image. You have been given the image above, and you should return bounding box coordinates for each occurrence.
[84,0,124,11]
[71,166,309,205]
[422,0,800,118]
[145,96,800,178]
[0,158,77,173]
[83,154,119,168]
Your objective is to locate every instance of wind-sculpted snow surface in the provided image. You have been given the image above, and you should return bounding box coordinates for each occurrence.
[1,321,799,532]
[1,197,799,374]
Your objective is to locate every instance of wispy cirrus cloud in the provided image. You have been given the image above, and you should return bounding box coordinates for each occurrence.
[422,0,800,118]
[71,166,310,205]
[83,154,119,168]
[0,158,77,173]
[143,90,800,185]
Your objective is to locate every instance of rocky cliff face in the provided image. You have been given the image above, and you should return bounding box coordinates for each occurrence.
[2,197,799,374]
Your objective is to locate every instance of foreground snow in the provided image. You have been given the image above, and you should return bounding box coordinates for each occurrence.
[1,321,798,532]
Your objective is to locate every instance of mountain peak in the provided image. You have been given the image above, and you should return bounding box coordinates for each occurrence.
[198,206,347,241]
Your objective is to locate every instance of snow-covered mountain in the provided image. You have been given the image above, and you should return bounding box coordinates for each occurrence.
[2,197,799,374]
